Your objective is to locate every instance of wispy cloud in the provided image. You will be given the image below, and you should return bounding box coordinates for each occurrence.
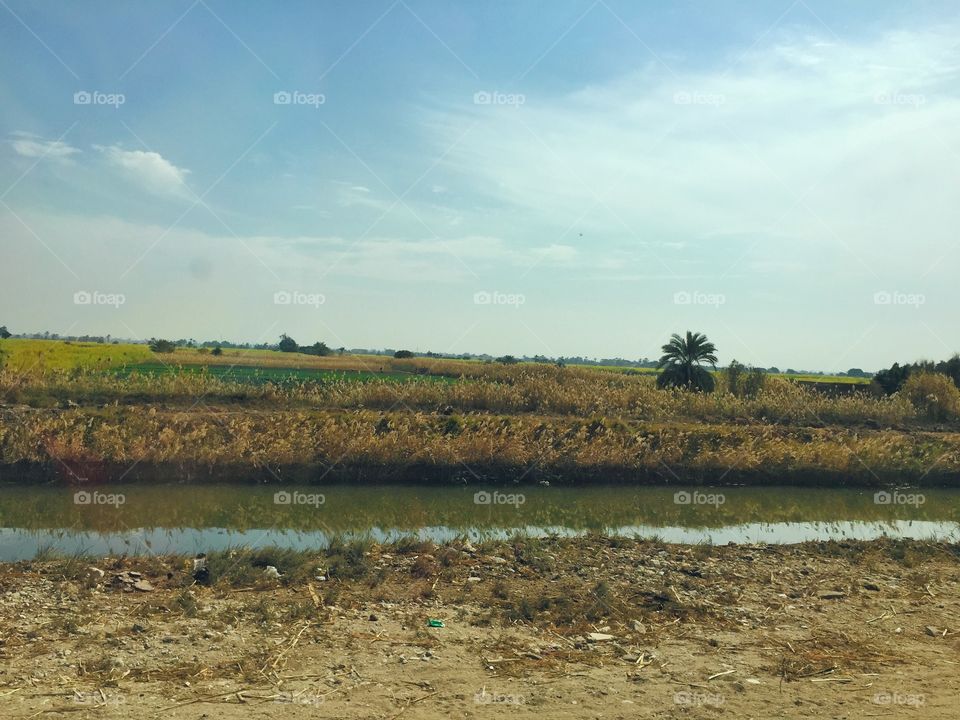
[10,133,80,161]
[425,24,960,278]
[95,145,191,198]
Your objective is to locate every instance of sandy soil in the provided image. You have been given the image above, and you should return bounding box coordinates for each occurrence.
[1,538,958,719]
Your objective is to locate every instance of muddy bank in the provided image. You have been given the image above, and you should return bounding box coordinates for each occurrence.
[0,537,957,719]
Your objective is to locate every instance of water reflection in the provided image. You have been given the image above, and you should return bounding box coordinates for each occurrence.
[1,484,957,560]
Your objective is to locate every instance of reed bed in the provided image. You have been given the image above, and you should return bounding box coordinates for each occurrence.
[3,406,958,485]
[0,365,924,427]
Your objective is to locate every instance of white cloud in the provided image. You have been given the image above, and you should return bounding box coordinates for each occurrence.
[424,24,960,279]
[96,145,191,197]
[10,134,80,161]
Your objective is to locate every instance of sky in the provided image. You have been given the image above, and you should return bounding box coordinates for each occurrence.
[1,0,958,371]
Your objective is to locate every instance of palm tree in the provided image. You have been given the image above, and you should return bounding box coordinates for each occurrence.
[656,331,718,392]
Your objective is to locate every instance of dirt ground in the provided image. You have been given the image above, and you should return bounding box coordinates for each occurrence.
[1,537,958,719]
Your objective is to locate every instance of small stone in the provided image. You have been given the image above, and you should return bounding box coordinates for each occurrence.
[466,576,482,583]
[368,614,378,622]
[631,620,646,634]
[862,582,881,592]
[925,626,943,637]
[263,566,281,579]
[586,632,616,642]
[817,591,844,600]
[133,580,154,592]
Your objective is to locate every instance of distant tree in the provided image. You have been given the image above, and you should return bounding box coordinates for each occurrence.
[723,360,746,395]
[656,331,718,393]
[875,362,908,393]
[394,350,415,359]
[305,341,332,357]
[0,326,11,339]
[496,355,520,364]
[846,368,866,378]
[875,355,960,395]
[785,369,798,375]
[211,346,223,356]
[338,347,346,356]
[767,367,780,374]
[148,338,176,353]
[278,334,298,353]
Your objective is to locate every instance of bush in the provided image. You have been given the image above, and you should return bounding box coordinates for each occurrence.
[211,346,223,356]
[722,361,744,395]
[723,360,766,398]
[902,372,960,421]
[394,350,414,359]
[148,338,176,353]
[741,367,766,398]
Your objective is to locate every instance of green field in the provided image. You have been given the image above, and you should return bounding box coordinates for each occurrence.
[576,363,869,384]
[0,339,871,386]
[0,339,152,371]
[117,362,456,385]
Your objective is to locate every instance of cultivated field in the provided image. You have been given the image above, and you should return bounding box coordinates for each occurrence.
[0,339,956,486]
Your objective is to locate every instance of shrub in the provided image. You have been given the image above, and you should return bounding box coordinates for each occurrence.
[394,350,414,359]
[902,372,960,421]
[722,360,765,398]
[148,338,176,353]
[722,360,745,395]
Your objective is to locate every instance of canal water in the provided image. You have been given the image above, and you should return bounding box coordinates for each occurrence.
[1,484,957,560]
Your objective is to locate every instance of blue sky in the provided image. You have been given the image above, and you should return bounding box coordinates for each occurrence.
[1,0,958,370]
